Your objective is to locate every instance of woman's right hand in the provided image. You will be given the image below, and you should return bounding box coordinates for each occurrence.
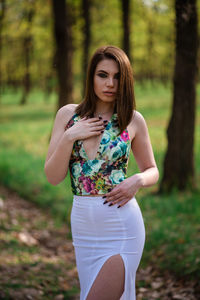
[44,106,106,185]
[65,117,106,141]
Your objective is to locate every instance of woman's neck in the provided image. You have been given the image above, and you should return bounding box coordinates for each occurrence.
[94,102,115,116]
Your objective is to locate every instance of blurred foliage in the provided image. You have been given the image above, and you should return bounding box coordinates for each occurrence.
[1,0,54,87]
[1,0,199,102]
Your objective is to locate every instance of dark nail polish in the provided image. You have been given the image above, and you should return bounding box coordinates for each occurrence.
[103,120,108,123]
[117,205,121,208]
[108,188,112,192]
[108,203,113,206]
[101,130,104,133]
[103,200,108,204]
[102,196,106,199]
[99,115,102,119]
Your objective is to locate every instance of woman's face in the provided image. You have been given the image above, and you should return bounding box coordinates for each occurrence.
[93,59,119,103]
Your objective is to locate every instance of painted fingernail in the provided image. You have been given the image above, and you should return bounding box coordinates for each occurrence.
[99,115,102,119]
[102,196,106,199]
[108,203,113,206]
[117,205,121,208]
[101,130,104,133]
[108,188,112,192]
[103,120,108,123]
[103,200,108,204]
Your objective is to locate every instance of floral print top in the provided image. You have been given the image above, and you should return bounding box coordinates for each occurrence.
[65,113,131,195]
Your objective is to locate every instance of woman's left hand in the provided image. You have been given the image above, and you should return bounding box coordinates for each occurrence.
[103,174,143,207]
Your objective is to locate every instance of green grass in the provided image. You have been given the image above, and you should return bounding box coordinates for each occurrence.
[0,83,200,278]
[0,262,79,300]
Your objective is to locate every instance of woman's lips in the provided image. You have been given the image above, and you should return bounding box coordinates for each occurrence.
[103,91,116,96]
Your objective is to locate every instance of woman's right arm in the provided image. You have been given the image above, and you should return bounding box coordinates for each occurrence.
[44,105,105,185]
[44,105,76,185]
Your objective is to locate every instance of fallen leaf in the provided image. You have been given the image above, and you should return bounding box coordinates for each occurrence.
[18,232,38,246]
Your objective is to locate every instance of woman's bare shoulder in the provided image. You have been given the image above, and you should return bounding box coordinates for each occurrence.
[57,103,78,116]
[56,103,78,124]
[128,110,147,140]
[130,110,147,128]
[133,110,145,122]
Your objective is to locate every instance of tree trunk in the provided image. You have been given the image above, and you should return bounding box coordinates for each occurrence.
[52,0,73,109]
[0,0,6,100]
[20,2,35,105]
[82,0,91,97]
[146,15,155,81]
[121,0,131,60]
[160,0,198,192]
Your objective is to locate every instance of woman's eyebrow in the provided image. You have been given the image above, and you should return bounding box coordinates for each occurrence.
[97,70,108,74]
[97,70,120,75]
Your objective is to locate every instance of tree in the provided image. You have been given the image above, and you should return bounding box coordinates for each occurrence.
[120,0,131,60]
[0,0,6,98]
[145,9,156,81]
[52,0,73,109]
[20,0,35,105]
[160,0,199,192]
[82,0,91,97]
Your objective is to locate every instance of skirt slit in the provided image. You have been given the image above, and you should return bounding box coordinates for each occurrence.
[84,253,125,300]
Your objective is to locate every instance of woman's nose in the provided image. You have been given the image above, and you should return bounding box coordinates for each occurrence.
[106,77,114,87]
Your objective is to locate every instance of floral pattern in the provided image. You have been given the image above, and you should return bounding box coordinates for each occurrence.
[65,113,131,195]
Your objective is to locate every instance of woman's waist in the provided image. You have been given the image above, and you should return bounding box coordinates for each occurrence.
[73,194,105,205]
[70,170,128,195]
[72,194,137,208]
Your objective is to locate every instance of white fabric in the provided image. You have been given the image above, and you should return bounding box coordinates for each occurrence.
[71,195,145,300]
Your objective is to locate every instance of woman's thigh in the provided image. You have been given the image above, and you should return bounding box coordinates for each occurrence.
[86,254,125,300]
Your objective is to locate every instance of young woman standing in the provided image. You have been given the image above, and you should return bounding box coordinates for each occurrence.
[44,45,159,300]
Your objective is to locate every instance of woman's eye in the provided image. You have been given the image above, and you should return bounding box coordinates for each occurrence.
[97,73,107,78]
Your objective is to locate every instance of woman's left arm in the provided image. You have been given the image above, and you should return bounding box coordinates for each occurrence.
[104,111,159,207]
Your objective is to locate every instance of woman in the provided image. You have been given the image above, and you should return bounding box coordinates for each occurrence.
[44,45,159,300]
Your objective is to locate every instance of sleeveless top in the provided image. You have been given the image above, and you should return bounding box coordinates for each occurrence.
[65,113,131,195]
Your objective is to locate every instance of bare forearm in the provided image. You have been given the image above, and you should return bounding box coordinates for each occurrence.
[44,132,74,185]
[131,167,159,189]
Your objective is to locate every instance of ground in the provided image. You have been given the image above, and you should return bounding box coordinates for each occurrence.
[0,186,199,300]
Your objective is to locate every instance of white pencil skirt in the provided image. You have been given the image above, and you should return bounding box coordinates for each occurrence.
[70,195,145,300]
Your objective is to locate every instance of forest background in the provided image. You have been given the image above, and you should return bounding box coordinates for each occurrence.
[0,0,200,299]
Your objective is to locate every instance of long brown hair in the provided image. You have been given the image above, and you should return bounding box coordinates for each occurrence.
[76,45,136,133]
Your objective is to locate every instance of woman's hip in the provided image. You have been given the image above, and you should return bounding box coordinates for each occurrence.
[71,195,145,240]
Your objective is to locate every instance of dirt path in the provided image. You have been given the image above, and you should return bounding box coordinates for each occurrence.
[0,186,199,300]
